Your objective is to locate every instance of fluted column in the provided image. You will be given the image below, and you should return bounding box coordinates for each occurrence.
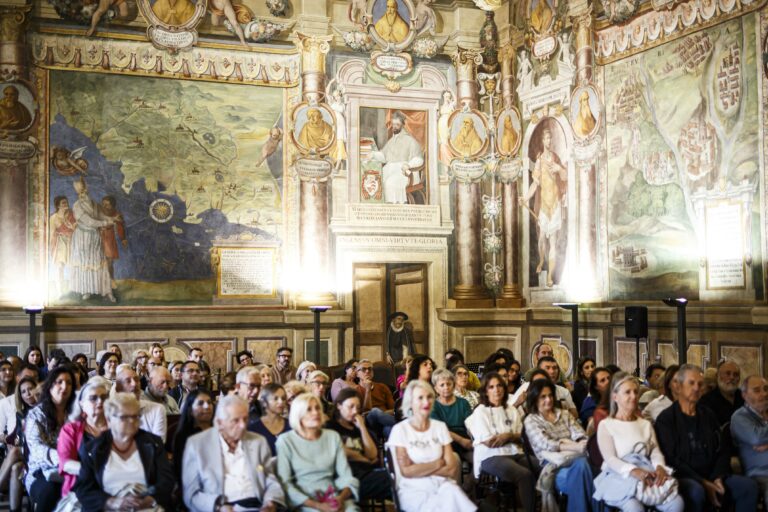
[295,33,335,305]
[573,12,594,85]
[453,48,481,110]
[0,4,34,306]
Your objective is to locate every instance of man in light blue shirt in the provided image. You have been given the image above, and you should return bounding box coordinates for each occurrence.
[731,375,768,505]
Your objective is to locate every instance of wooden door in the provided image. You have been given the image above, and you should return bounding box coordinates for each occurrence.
[353,264,387,360]
[389,264,429,354]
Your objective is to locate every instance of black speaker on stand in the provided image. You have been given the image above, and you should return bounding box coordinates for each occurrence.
[625,306,648,378]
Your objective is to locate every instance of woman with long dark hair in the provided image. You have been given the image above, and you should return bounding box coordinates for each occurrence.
[331,359,359,401]
[405,354,435,386]
[572,357,596,412]
[24,366,76,512]
[97,350,120,384]
[0,360,15,398]
[0,376,39,512]
[171,388,214,479]
[23,345,45,378]
[251,382,290,456]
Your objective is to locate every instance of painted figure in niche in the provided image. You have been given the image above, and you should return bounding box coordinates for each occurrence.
[266,0,287,16]
[499,114,520,155]
[51,146,88,176]
[298,108,334,151]
[374,0,410,43]
[0,86,32,131]
[573,90,597,138]
[369,111,424,204]
[517,50,533,91]
[151,0,197,25]
[70,178,116,302]
[414,0,437,35]
[86,0,130,36]
[451,117,484,157]
[329,86,348,171]
[530,0,554,35]
[49,196,77,297]
[208,0,250,46]
[521,127,567,287]
[348,0,367,26]
[99,196,127,289]
[438,90,456,165]
[256,127,282,167]
[386,311,415,364]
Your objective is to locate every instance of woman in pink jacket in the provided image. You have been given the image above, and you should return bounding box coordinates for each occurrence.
[57,376,110,496]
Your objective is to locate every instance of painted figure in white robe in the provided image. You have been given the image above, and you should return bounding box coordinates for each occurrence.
[369,111,424,204]
[70,178,115,302]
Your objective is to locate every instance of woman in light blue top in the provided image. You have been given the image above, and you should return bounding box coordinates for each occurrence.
[276,392,359,511]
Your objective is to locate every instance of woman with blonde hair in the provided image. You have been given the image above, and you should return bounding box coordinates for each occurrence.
[296,361,317,385]
[387,380,476,512]
[276,392,359,511]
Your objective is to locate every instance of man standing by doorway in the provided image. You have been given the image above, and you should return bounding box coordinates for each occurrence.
[386,312,415,365]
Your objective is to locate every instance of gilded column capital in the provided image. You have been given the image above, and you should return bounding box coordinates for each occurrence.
[295,32,333,74]
[571,9,594,51]
[0,4,31,44]
[452,47,483,81]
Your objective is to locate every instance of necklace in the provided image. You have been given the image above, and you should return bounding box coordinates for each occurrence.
[489,404,513,434]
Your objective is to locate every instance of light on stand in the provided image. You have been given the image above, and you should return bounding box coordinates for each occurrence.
[662,298,688,365]
[554,302,579,373]
[309,305,331,365]
[23,305,44,348]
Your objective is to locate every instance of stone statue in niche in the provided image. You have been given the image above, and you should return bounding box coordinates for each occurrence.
[328,85,348,171]
[558,31,573,67]
[266,0,288,16]
[413,0,437,35]
[438,90,456,166]
[517,50,534,90]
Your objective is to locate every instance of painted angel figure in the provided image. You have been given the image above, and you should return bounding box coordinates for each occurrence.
[559,31,573,66]
[414,0,437,35]
[86,0,129,36]
[517,50,533,91]
[329,86,348,171]
[208,0,250,47]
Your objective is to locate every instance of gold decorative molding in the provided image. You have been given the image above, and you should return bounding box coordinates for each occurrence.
[29,32,300,87]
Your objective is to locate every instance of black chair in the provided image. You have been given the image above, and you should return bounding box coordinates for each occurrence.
[384,447,402,512]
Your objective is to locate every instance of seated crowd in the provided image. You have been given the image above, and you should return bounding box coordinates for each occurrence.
[0,343,764,512]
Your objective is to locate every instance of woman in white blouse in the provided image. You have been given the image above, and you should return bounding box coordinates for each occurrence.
[595,372,684,511]
[387,380,476,512]
[465,371,537,512]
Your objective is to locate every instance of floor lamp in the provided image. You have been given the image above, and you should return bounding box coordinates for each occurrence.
[23,305,43,348]
[662,298,688,365]
[554,303,579,372]
[309,305,331,365]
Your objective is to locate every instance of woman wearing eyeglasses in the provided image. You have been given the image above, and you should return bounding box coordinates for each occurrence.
[24,366,76,512]
[74,392,174,512]
[57,376,111,498]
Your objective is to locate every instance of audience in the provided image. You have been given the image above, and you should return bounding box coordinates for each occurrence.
[699,359,744,427]
[0,363,36,438]
[655,364,757,511]
[97,350,119,383]
[0,375,38,512]
[452,363,480,409]
[524,379,594,512]
[594,371,684,511]
[507,359,523,395]
[183,394,285,512]
[296,360,317,386]
[730,375,768,506]
[257,363,274,387]
[218,371,237,398]
[430,368,472,456]
[149,343,166,366]
[444,349,481,391]
[395,354,414,399]
[169,360,204,406]
[25,366,76,512]
[0,360,15,398]
[580,366,611,430]
[114,366,167,441]
[331,359,359,401]
[277,392,359,511]
[356,359,396,436]
[328,387,391,502]
[236,350,254,369]
[571,357,595,412]
[387,380,476,511]
[465,371,536,512]
[24,345,46,379]
[644,364,680,423]
[236,366,263,429]
[250,382,291,456]
[308,369,334,416]
[107,344,123,363]
[639,363,666,410]
[143,366,181,414]
[512,356,577,418]
[270,347,296,384]
[284,380,308,411]
[168,360,184,388]
[57,377,111,497]
[172,389,214,479]
[74,392,174,512]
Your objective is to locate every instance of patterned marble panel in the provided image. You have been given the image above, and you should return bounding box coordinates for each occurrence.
[720,343,763,377]
[246,337,287,366]
[179,338,237,375]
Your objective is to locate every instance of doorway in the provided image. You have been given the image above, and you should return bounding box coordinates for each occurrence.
[352,263,429,361]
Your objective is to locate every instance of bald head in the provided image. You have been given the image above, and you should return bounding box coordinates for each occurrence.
[115,367,141,398]
[741,375,768,413]
[148,366,173,399]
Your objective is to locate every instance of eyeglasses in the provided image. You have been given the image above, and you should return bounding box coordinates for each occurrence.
[86,394,109,403]
[358,367,373,373]
[278,353,291,358]
[114,414,140,422]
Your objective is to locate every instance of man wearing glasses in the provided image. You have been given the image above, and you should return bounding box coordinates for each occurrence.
[115,365,167,441]
[236,366,263,431]
[269,347,295,385]
[169,360,206,406]
[357,359,396,436]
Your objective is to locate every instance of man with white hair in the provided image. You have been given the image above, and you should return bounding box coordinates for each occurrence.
[115,366,167,441]
[700,360,744,427]
[731,375,768,505]
[236,366,262,431]
[143,366,180,414]
[183,395,285,512]
[369,111,424,204]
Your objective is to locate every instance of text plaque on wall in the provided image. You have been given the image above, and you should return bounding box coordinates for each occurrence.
[704,201,745,289]
[213,242,284,306]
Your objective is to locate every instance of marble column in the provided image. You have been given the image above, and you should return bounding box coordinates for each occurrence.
[450,49,492,307]
[0,4,33,306]
[295,33,335,305]
[573,12,594,85]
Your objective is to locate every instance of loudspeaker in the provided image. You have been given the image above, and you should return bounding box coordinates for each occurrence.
[625,306,648,339]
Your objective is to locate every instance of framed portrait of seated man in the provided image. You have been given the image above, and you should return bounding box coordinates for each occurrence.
[358,107,428,205]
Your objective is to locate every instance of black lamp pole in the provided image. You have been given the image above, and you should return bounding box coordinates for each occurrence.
[23,306,43,347]
[554,303,579,374]
[309,306,331,365]
[663,298,688,365]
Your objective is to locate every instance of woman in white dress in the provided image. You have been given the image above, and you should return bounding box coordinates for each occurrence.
[595,372,684,512]
[387,379,476,512]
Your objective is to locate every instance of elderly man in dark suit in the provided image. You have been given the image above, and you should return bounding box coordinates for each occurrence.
[183,395,285,512]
